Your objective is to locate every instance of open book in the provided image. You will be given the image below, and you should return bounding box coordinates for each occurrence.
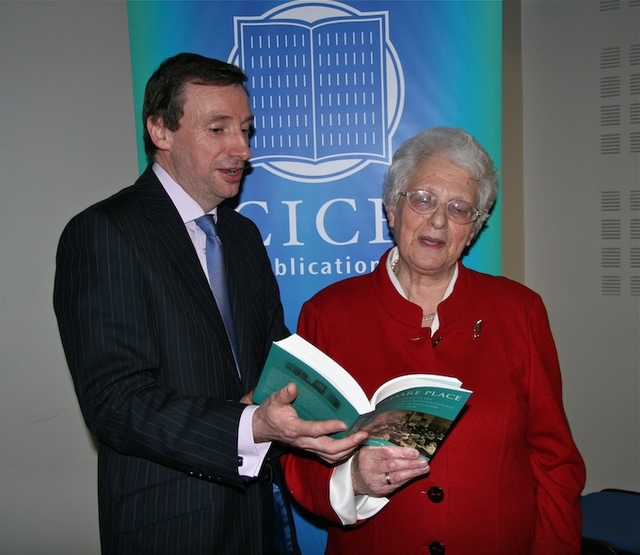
[236,14,389,164]
[253,334,472,461]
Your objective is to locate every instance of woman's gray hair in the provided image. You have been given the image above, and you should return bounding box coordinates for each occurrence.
[382,127,499,234]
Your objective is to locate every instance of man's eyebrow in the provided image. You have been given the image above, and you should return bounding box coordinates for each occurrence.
[204,114,254,124]
[205,114,231,123]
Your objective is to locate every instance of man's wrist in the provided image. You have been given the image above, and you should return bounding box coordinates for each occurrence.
[238,405,271,477]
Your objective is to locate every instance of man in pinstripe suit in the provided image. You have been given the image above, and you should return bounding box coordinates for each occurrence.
[53,53,364,554]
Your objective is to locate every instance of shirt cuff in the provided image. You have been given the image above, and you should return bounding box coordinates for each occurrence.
[237,405,271,478]
[329,455,389,525]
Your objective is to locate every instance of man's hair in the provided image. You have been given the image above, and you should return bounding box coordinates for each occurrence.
[142,53,248,158]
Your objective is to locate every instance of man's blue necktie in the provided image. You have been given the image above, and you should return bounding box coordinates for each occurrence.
[197,216,293,554]
[195,215,240,375]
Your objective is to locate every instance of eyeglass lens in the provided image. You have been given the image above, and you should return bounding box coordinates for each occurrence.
[402,190,479,223]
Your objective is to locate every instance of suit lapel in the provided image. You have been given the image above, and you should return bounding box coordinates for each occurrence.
[133,169,241,373]
[135,169,216,310]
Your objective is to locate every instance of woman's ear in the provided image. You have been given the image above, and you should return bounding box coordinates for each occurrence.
[466,231,476,247]
[387,204,396,231]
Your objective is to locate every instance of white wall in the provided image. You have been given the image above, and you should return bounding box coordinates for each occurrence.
[0,1,638,553]
[521,0,640,493]
[0,2,136,553]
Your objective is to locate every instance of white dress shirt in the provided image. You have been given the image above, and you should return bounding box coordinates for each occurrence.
[152,162,270,478]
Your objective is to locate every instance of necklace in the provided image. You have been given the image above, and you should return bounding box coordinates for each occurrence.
[423,312,437,322]
[391,259,437,322]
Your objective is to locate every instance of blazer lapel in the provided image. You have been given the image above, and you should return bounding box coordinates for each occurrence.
[133,168,236,348]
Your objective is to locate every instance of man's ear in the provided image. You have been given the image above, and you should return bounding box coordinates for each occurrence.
[146,116,171,151]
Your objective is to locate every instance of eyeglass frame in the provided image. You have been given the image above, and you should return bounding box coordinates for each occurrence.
[398,189,486,224]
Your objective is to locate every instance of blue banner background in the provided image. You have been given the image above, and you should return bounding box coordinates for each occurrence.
[127,0,502,330]
[127,2,501,551]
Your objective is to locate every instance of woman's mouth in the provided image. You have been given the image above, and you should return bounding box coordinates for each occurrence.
[421,236,444,248]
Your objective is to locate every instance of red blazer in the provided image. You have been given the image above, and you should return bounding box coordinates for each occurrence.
[284,250,585,555]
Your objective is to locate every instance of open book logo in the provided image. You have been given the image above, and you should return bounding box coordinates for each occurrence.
[229,0,405,183]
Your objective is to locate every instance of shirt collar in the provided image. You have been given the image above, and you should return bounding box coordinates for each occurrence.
[386,246,458,301]
[385,246,458,334]
[152,162,217,222]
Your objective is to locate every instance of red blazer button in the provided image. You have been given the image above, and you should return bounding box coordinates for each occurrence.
[427,486,445,503]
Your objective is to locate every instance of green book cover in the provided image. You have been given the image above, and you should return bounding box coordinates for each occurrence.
[351,386,472,460]
[254,334,472,448]
[253,338,366,438]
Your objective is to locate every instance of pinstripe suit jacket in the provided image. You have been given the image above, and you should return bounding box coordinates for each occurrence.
[54,167,290,554]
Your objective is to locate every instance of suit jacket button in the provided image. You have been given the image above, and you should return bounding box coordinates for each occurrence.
[429,541,445,555]
[427,486,445,503]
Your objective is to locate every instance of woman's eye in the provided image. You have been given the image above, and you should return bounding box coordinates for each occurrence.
[418,195,436,206]
[451,202,472,216]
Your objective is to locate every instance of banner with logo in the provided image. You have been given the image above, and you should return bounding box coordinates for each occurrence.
[127,0,502,331]
[127,2,501,551]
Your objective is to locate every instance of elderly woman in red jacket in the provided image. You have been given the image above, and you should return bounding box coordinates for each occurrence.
[283,127,586,554]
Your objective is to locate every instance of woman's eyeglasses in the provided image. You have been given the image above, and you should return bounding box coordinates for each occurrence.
[399,189,485,225]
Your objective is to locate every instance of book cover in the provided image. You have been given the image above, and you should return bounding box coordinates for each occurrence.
[254,334,471,451]
[253,336,367,438]
[351,384,471,460]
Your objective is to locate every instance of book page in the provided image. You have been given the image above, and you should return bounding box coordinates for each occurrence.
[371,374,464,405]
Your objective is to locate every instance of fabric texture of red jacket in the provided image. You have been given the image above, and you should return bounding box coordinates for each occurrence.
[283,249,586,555]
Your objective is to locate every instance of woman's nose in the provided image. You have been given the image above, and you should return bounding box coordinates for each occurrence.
[428,203,448,228]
